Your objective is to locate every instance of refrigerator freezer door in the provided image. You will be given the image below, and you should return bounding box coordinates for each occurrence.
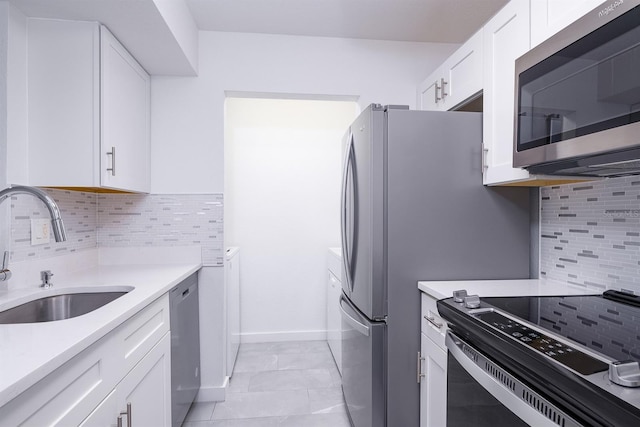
[340,293,385,427]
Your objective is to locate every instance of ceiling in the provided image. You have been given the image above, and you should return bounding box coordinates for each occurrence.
[185,0,509,43]
[8,0,510,75]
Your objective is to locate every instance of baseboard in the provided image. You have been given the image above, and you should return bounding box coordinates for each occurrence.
[240,330,328,343]
[195,377,229,403]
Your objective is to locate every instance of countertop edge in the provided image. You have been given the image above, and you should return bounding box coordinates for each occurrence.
[418,278,599,301]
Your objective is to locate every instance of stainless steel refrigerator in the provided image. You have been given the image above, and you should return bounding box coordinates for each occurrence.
[339,104,531,427]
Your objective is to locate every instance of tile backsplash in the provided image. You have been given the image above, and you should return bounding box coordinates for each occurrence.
[540,176,640,293]
[98,193,224,266]
[10,190,97,260]
[9,189,223,266]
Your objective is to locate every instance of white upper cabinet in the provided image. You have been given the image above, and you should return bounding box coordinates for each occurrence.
[482,0,533,185]
[418,29,483,111]
[530,0,604,48]
[100,26,151,193]
[28,19,150,193]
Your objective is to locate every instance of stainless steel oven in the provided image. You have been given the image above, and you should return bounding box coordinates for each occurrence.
[446,331,582,426]
[438,291,640,427]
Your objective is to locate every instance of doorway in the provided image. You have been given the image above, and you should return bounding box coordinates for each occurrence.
[224,96,358,343]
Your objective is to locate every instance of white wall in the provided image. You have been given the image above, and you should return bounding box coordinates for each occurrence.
[0,2,28,254]
[150,31,457,194]
[225,98,356,342]
[0,2,8,190]
[6,3,27,186]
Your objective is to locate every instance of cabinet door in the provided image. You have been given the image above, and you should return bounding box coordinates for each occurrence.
[417,70,444,111]
[79,389,118,427]
[482,0,533,185]
[100,25,150,193]
[27,19,100,188]
[530,0,604,48]
[420,333,447,427]
[439,29,483,110]
[327,270,342,374]
[226,252,241,376]
[115,332,172,427]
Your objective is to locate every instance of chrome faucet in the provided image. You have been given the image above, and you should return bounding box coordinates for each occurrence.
[0,185,68,282]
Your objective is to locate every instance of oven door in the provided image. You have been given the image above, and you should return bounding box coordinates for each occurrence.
[445,331,583,427]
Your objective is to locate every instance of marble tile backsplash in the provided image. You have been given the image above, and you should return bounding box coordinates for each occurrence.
[10,190,97,261]
[9,189,223,267]
[540,176,640,293]
[97,193,224,266]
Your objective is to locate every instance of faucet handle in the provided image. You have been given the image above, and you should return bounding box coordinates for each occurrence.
[41,270,54,288]
[0,251,11,282]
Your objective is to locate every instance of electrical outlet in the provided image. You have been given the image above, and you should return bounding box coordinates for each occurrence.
[31,218,51,245]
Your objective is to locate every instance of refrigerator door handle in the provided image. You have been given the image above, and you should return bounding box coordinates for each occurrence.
[341,132,357,292]
[340,295,370,337]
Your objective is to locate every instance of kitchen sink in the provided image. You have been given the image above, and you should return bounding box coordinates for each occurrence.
[0,291,129,324]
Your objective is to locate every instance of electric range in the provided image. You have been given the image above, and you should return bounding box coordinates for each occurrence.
[438,290,640,426]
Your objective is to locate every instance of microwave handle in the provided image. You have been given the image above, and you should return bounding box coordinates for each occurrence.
[545,113,561,144]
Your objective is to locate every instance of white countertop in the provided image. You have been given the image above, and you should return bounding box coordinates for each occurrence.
[0,250,201,408]
[418,278,598,301]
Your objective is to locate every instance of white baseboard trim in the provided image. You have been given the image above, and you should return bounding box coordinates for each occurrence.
[195,377,229,403]
[240,330,328,343]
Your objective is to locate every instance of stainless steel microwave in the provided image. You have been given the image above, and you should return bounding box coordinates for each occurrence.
[513,0,640,177]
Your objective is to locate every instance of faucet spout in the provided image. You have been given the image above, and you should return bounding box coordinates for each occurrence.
[0,186,67,242]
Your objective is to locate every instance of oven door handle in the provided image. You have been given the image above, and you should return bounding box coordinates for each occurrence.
[445,331,582,427]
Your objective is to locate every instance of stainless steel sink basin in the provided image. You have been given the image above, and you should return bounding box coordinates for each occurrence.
[0,291,128,324]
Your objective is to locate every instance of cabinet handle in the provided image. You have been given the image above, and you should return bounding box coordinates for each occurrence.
[117,416,122,427]
[424,315,443,329]
[417,351,425,383]
[434,80,442,103]
[481,143,489,175]
[107,146,116,176]
[441,78,448,99]
[120,402,132,427]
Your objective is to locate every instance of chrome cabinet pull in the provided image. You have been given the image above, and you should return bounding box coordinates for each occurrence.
[107,146,116,176]
[117,416,123,427]
[417,351,425,383]
[425,315,443,329]
[481,143,489,175]
[119,402,132,427]
[434,80,442,103]
[441,78,448,99]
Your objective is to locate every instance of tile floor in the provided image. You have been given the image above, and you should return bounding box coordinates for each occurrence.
[183,341,351,427]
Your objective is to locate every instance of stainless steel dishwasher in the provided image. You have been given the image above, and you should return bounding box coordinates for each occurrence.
[170,272,201,427]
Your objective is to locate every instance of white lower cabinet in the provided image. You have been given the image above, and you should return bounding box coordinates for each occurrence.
[0,295,171,427]
[420,333,447,427]
[327,249,343,375]
[82,332,172,427]
[420,293,448,427]
[327,270,342,375]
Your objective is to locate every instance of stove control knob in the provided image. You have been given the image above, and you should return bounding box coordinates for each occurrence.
[464,295,481,309]
[609,360,640,387]
[453,290,468,303]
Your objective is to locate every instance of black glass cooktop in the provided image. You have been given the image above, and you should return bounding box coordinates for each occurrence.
[482,293,640,366]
